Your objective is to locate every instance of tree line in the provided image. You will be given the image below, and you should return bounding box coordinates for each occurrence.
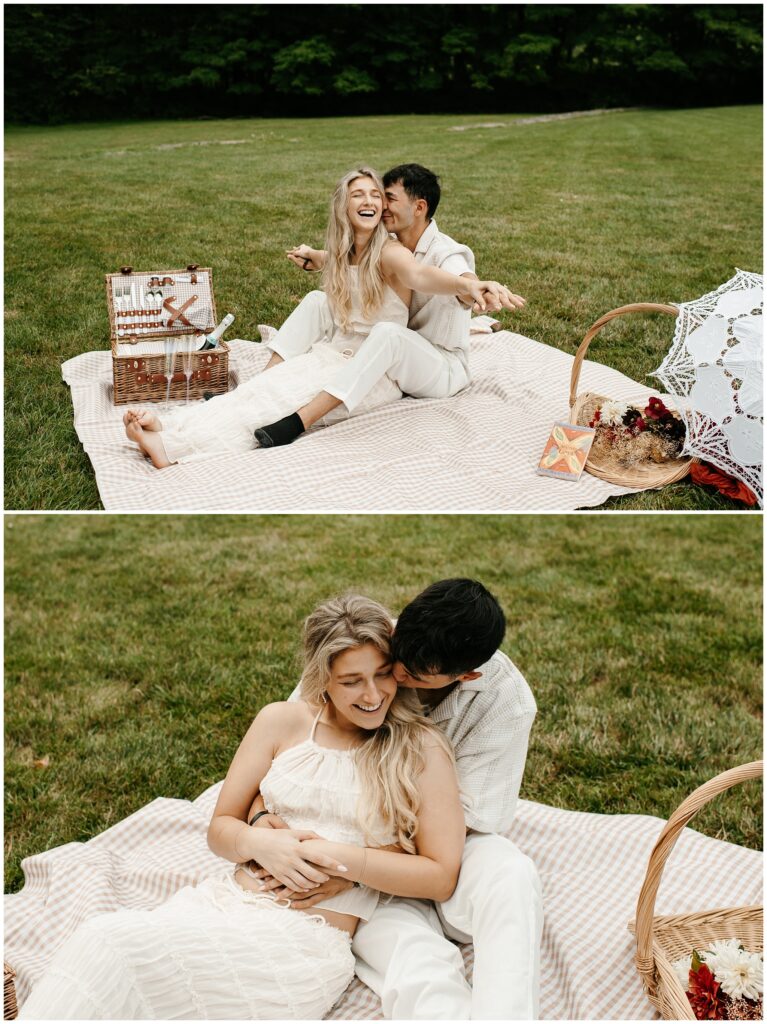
[5,4,763,125]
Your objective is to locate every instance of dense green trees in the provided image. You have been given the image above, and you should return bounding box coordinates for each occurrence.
[5,4,762,124]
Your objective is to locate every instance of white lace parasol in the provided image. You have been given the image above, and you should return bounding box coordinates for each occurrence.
[653,269,763,506]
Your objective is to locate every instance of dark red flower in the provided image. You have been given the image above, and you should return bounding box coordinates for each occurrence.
[687,963,724,1020]
[690,462,758,506]
[633,417,646,433]
[645,397,669,420]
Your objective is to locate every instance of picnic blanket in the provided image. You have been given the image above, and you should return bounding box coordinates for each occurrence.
[6,782,762,1020]
[61,332,663,511]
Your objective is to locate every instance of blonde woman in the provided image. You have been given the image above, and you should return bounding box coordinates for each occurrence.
[19,595,465,1020]
[122,166,486,467]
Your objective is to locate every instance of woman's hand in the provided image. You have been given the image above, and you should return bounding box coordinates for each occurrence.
[286,245,323,272]
[455,277,487,311]
[474,281,526,313]
[249,828,349,892]
[248,840,404,905]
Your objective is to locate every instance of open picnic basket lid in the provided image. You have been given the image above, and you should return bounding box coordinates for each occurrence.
[105,265,218,345]
[569,303,698,489]
[629,760,763,1020]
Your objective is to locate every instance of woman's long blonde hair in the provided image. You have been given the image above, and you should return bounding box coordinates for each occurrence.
[322,167,390,332]
[299,594,454,853]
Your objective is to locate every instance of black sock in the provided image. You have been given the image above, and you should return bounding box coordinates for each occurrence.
[254,412,305,448]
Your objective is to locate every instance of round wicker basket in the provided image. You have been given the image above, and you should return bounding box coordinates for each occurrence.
[570,303,698,488]
[631,761,763,1020]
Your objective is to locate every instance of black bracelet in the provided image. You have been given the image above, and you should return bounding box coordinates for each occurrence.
[248,810,270,827]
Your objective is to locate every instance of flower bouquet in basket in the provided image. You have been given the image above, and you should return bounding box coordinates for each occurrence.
[587,396,686,467]
[672,941,763,1020]
[568,302,697,487]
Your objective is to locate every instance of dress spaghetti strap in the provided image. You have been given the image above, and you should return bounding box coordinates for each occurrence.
[309,706,324,742]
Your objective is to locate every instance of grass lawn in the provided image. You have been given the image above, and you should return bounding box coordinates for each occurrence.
[4,106,763,510]
[5,513,762,893]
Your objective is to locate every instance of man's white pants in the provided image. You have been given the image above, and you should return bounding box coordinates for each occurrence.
[268,291,470,413]
[352,833,543,1020]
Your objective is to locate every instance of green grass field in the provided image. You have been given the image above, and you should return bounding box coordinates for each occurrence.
[4,106,763,509]
[5,514,762,893]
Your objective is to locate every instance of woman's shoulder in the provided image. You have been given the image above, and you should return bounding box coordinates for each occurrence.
[252,699,316,733]
[416,723,453,759]
[380,238,410,265]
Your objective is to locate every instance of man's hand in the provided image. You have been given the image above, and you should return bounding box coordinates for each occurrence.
[475,281,526,314]
[456,277,488,311]
[286,245,322,272]
[243,869,355,909]
[252,811,290,830]
[246,789,288,829]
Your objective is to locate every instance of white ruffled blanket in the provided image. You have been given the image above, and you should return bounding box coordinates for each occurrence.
[6,782,761,1019]
[61,331,661,511]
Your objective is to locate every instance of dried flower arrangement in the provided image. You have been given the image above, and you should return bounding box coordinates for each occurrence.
[588,396,686,467]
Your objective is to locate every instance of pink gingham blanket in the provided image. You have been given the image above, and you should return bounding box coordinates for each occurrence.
[61,332,658,511]
[6,783,761,1019]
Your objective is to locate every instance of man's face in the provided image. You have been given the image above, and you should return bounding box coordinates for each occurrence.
[382,181,419,234]
[392,661,460,690]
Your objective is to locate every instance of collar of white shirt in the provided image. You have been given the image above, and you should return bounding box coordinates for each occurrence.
[427,670,487,723]
[414,219,439,257]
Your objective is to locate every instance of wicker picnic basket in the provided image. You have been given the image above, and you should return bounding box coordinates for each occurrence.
[631,761,763,1020]
[4,962,17,1020]
[569,302,697,488]
[107,265,229,406]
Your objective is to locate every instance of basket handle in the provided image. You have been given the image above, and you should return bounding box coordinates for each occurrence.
[634,761,763,991]
[569,303,679,411]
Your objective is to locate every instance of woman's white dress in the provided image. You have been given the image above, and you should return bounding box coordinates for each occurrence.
[18,709,396,1020]
[160,272,408,464]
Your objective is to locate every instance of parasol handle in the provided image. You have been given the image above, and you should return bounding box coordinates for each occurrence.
[569,303,679,412]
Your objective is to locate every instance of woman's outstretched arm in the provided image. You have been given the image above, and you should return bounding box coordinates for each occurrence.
[381,243,486,310]
[299,739,465,902]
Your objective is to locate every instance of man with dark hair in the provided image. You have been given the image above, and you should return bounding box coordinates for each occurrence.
[255,163,526,447]
[383,162,442,220]
[250,579,541,1019]
[390,576,506,678]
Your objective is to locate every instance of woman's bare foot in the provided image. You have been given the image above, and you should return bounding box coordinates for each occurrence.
[123,408,162,433]
[124,419,173,469]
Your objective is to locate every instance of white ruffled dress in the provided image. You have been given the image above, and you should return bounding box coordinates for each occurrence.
[18,708,395,1020]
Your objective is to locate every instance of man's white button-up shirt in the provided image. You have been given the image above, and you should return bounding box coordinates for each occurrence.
[425,649,536,834]
[407,219,475,366]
